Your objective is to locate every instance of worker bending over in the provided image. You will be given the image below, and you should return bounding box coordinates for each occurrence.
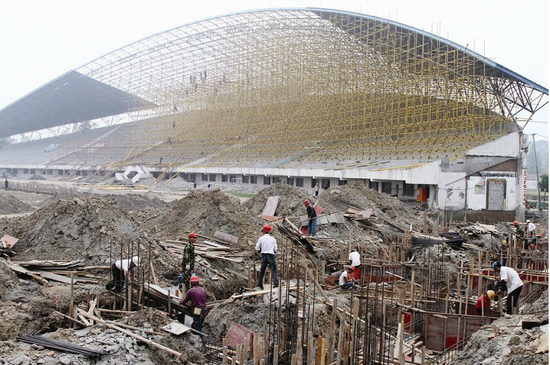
[106,256,139,293]
[180,275,207,333]
[475,290,495,316]
[492,262,524,315]
[348,248,361,280]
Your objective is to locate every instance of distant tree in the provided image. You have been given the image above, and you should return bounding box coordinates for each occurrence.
[540,174,548,202]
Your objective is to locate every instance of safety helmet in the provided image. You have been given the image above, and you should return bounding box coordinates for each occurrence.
[190,275,200,284]
[491,261,501,271]
[304,200,310,205]
[529,244,536,250]
[487,290,496,300]
[536,233,542,237]
[131,256,139,267]
[526,220,531,223]
[501,240,507,246]
[188,232,197,239]
[513,221,519,226]
[262,224,272,233]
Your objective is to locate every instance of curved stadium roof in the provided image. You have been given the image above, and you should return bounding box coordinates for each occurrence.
[0,8,547,162]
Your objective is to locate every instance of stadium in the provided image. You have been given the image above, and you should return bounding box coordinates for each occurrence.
[0,8,547,220]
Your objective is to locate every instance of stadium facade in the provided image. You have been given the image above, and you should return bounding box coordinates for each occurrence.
[0,8,547,221]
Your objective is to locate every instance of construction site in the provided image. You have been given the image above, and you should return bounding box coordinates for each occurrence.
[0,7,548,365]
[0,179,547,364]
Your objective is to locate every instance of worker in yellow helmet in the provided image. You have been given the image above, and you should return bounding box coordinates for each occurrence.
[475,290,495,316]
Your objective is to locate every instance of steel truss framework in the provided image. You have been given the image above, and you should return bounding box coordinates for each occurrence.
[2,8,548,166]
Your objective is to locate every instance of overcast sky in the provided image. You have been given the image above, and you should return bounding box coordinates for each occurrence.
[0,0,548,137]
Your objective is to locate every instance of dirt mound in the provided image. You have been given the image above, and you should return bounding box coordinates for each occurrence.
[0,194,34,214]
[102,193,167,212]
[9,196,156,265]
[28,174,46,180]
[321,181,435,232]
[244,182,317,217]
[148,189,263,250]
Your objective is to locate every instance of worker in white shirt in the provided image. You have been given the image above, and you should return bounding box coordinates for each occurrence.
[106,256,139,293]
[348,248,361,281]
[339,267,357,290]
[492,261,523,315]
[526,220,536,236]
[255,224,279,290]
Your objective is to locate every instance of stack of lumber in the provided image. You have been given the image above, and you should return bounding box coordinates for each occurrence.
[343,207,375,223]
[273,220,316,253]
[7,260,101,284]
[160,234,244,263]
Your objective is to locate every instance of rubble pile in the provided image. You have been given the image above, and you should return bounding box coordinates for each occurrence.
[6,197,155,265]
[454,314,549,364]
[0,179,546,364]
[149,189,264,251]
[320,181,436,233]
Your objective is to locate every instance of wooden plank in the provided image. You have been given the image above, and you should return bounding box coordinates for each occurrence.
[261,196,281,217]
[35,270,76,284]
[213,231,239,245]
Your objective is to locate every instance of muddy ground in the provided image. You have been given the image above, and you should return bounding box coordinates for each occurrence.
[0,180,547,364]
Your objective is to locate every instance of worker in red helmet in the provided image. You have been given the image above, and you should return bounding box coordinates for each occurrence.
[180,232,197,292]
[180,275,207,334]
[304,200,317,236]
[255,224,279,290]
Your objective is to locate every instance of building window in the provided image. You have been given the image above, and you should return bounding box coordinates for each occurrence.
[287,178,294,186]
[222,175,228,182]
[382,182,392,194]
[403,183,415,197]
[311,178,318,188]
[369,181,379,190]
[209,174,216,181]
[272,176,280,183]
[263,176,271,185]
[338,180,347,186]
[250,175,257,184]
[243,176,249,184]
[202,174,208,181]
[296,178,304,187]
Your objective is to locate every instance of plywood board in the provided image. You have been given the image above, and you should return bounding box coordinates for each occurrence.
[162,321,192,335]
[261,196,281,217]
[1,234,18,249]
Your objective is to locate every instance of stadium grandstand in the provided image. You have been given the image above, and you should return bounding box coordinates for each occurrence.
[0,8,547,219]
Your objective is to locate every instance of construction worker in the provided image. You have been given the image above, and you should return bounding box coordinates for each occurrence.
[526,220,536,237]
[180,275,207,333]
[255,224,278,290]
[106,256,139,293]
[304,200,317,236]
[475,290,495,316]
[180,232,197,291]
[492,262,524,315]
[339,267,356,290]
[348,248,361,281]
[512,221,526,248]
